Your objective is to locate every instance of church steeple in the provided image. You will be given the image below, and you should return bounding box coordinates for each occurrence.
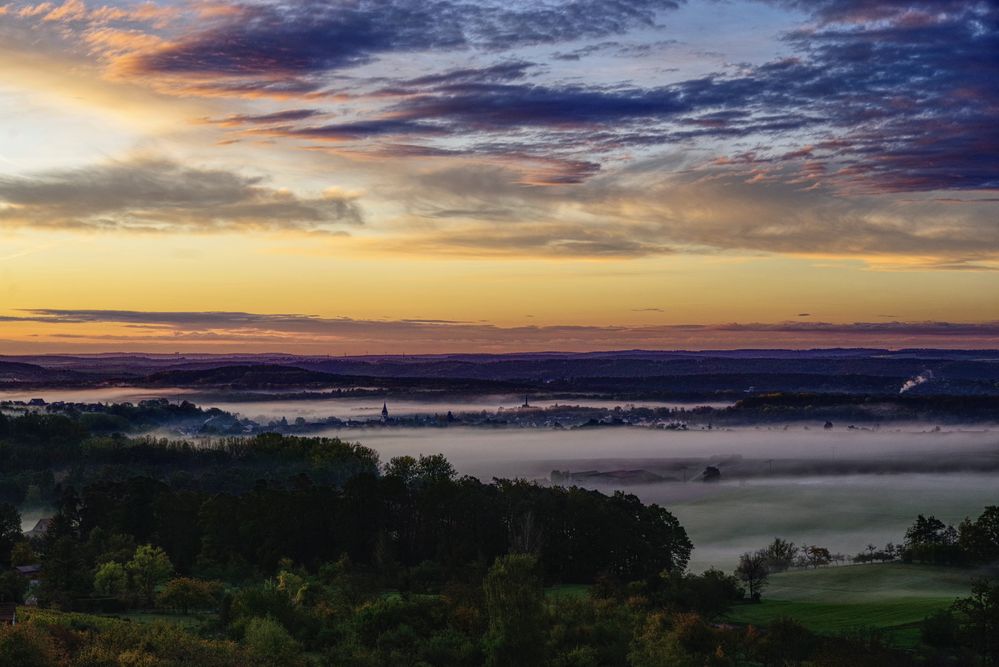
[381,402,389,420]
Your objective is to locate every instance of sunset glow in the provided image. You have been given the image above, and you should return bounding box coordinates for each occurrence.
[1,0,997,352]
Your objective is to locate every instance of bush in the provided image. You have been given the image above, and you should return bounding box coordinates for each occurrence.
[243,616,303,666]
[157,577,222,614]
[0,622,64,667]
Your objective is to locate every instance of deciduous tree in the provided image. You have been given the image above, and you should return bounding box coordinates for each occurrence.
[127,544,173,605]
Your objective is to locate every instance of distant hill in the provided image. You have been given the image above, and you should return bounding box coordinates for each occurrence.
[0,360,87,384]
[139,363,527,393]
[2,349,997,396]
[142,364,344,388]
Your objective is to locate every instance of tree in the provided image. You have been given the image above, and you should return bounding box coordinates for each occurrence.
[384,456,419,486]
[735,550,770,601]
[802,545,831,568]
[416,453,457,483]
[629,612,725,667]
[952,577,999,664]
[905,514,962,564]
[243,616,303,666]
[10,541,36,568]
[658,569,744,619]
[763,538,798,572]
[127,544,173,605]
[0,570,28,604]
[385,454,456,487]
[906,514,948,546]
[38,535,92,608]
[483,554,545,667]
[157,577,222,614]
[959,506,999,564]
[93,561,129,599]
[275,567,311,606]
[0,503,21,568]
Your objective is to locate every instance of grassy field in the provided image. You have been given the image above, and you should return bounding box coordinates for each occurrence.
[725,563,975,646]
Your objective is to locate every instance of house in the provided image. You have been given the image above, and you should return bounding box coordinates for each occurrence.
[24,518,51,540]
[14,564,42,582]
[0,603,15,626]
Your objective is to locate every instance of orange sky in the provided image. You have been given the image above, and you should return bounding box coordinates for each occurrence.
[0,0,996,352]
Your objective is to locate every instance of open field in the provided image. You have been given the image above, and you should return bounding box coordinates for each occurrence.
[726,563,977,646]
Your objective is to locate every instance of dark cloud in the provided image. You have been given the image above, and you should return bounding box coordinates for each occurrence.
[551,41,622,61]
[552,39,679,60]
[766,2,999,192]
[9,0,994,261]
[400,61,536,87]
[773,0,976,24]
[210,109,323,125]
[181,77,327,98]
[123,0,681,76]
[228,0,995,198]
[0,159,363,231]
[33,0,985,200]
[388,83,687,128]
[287,119,448,141]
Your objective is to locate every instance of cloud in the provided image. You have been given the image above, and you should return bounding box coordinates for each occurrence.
[283,119,448,141]
[116,0,680,77]
[772,0,975,24]
[0,158,363,232]
[399,60,536,87]
[169,0,995,199]
[208,108,323,126]
[3,0,996,261]
[375,160,999,262]
[4,308,999,352]
[386,83,688,129]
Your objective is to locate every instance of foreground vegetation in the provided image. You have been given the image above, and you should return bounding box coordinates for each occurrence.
[0,408,996,665]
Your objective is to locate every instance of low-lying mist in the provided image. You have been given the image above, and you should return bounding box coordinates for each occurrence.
[324,426,998,570]
[320,426,998,478]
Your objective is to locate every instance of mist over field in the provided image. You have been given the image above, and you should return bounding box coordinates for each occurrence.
[5,386,997,571]
[0,387,197,404]
[322,426,999,476]
[326,426,999,570]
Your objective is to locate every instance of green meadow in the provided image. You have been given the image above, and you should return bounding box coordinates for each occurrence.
[725,563,976,646]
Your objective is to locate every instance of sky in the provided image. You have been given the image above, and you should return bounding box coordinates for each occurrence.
[0,0,996,353]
